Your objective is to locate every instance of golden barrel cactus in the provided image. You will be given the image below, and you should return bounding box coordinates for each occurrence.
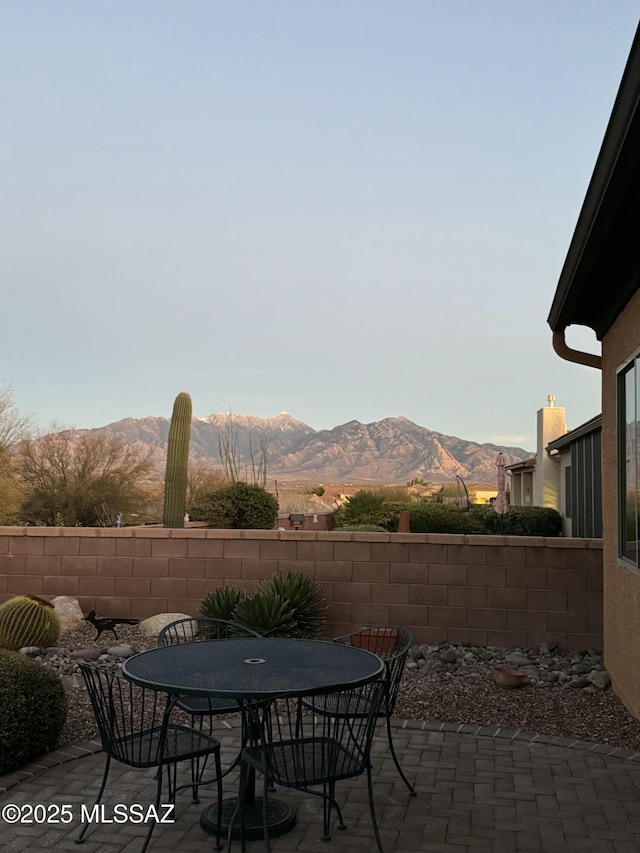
[0,595,61,651]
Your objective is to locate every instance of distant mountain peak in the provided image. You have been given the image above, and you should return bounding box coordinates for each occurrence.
[79,412,531,484]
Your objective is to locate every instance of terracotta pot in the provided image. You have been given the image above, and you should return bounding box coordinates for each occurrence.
[351,627,398,653]
[492,666,526,689]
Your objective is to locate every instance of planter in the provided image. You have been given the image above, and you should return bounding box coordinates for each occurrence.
[492,666,526,689]
[351,627,398,653]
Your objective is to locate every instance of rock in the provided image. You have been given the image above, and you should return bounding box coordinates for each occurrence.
[106,644,134,658]
[505,652,531,667]
[69,648,102,661]
[18,646,41,656]
[51,596,85,634]
[588,670,611,690]
[568,676,590,689]
[441,648,459,664]
[405,642,609,692]
[138,613,191,638]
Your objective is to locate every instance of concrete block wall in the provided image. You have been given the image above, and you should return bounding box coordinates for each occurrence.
[0,528,603,650]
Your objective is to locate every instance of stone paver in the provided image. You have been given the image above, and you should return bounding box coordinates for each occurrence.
[2,720,640,852]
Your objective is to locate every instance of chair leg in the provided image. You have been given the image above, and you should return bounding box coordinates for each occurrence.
[76,755,111,844]
[333,796,345,831]
[189,750,211,805]
[321,782,332,841]
[140,757,166,853]
[190,757,200,804]
[212,748,223,851]
[386,713,416,796]
[261,768,272,853]
[366,762,385,853]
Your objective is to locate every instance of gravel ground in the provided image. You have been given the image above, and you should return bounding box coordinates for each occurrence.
[54,623,640,753]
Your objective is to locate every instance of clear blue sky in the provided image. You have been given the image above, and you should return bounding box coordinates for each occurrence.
[2,2,638,451]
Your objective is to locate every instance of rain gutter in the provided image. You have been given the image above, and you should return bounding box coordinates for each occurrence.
[552,329,602,371]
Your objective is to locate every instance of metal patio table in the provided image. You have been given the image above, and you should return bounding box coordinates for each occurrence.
[122,636,384,841]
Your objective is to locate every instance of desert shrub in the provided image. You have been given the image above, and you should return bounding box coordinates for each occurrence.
[188,482,279,529]
[200,572,328,638]
[403,503,486,534]
[266,571,328,638]
[374,485,413,502]
[470,505,563,536]
[334,490,396,529]
[232,591,298,637]
[310,485,325,496]
[199,586,248,621]
[0,651,67,774]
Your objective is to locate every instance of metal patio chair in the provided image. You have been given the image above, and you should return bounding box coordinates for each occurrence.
[157,617,262,778]
[231,679,387,853]
[302,625,416,796]
[76,661,223,852]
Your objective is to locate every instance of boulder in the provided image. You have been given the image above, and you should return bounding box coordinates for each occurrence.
[138,613,191,638]
[588,669,611,690]
[50,596,84,634]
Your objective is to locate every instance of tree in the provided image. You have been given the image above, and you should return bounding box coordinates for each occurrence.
[0,385,33,468]
[334,490,393,528]
[218,410,268,486]
[17,430,155,526]
[186,461,228,505]
[0,386,33,524]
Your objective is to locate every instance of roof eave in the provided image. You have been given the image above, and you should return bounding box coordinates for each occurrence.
[548,24,640,339]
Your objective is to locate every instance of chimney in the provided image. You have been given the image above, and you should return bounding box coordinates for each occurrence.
[533,396,566,507]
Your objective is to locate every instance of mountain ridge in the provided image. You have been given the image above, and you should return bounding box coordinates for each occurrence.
[72,412,531,483]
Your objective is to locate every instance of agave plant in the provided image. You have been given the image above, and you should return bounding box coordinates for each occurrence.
[232,591,298,638]
[199,586,248,622]
[265,571,328,638]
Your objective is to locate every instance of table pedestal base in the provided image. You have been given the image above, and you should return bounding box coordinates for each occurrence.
[200,796,296,841]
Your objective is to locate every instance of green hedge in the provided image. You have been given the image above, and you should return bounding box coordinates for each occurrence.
[334,494,563,536]
[469,505,563,536]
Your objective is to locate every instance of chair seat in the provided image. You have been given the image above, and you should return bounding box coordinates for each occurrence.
[176,696,242,717]
[112,724,220,768]
[242,737,364,787]
[302,691,388,719]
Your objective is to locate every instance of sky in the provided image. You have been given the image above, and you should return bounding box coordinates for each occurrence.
[2,2,639,452]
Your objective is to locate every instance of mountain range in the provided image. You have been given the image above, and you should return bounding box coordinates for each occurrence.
[75,412,532,484]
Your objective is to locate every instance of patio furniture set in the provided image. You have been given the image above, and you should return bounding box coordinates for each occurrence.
[75,619,415,853]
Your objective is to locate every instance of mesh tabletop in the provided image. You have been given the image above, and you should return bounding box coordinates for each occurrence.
[122,637,384,700]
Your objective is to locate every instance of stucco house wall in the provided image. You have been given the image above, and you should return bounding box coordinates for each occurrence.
[602,287,640,716]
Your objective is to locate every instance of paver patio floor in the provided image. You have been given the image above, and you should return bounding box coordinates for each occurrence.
[2,719,640,852]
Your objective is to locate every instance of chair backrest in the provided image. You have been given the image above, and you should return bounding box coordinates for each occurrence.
[78,662,169,768]
[335,625,413,714]
[260,679,386,785]
[157,617,262,647]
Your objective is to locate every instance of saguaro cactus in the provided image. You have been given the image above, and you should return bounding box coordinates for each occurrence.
[0,595,61,651]
[163,392,192,528]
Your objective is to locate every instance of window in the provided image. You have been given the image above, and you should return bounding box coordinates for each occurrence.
[618,354,640,567]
